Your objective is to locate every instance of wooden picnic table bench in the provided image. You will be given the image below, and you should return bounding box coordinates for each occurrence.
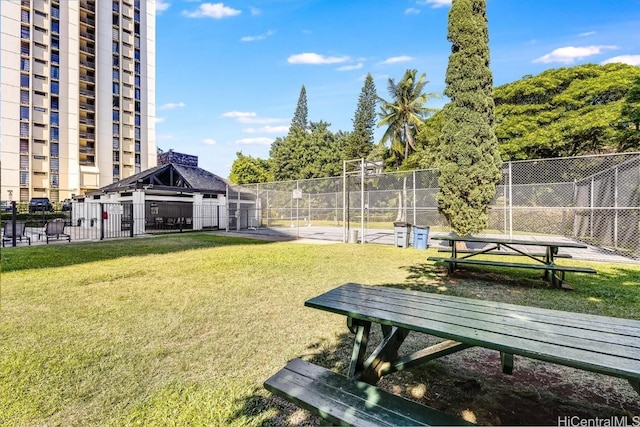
[265,284,640,425]
[428,234,596,288]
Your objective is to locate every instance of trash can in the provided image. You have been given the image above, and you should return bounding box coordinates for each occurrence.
[413,225,430,250]
[348,229,359,244]
[393,222,412,248]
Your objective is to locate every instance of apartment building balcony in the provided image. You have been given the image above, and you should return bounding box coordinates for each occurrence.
[79,88,95,98]
[80,44,95,55]
[79,74,95,83]
[79,116,95,126]
[79,132,96,140]
[80,2,96,13]
[80,16,96,27]
[79,102,95,112]
[79,146,96,155]
[79,31,95,41]
[79,60,96,69]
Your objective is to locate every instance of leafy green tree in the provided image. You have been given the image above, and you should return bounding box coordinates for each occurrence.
[378,69,438,168]
[494,63,640,158]
[290,85,308,135]
[346,74,377,160]
[229,152,272,184]
[617,75,640,151]
[436,0,502,236]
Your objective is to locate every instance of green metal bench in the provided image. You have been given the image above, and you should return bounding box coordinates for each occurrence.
[265,358,472,426]
[427,256,596,288]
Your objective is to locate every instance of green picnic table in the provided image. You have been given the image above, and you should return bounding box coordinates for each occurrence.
[428,234,596,288]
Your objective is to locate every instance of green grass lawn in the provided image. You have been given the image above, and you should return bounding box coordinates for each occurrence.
[1,233,638,426]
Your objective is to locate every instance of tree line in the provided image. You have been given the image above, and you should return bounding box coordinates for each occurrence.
[229,0,640,235]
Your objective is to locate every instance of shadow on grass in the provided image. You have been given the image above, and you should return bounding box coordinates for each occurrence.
[231,263,640,426]
[0,232,276,273]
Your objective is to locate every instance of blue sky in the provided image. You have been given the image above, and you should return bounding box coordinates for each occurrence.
[154,0,640,178]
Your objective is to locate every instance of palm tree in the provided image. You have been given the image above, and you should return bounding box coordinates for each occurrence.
[378,69,439,221]
[378,69,439,164]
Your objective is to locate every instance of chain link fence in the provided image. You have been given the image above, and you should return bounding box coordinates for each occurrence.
[235,152,640,258]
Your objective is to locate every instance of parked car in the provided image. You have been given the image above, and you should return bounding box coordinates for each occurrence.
[1,201,13,212]
[61,199,72,211]
[29,197,54,213]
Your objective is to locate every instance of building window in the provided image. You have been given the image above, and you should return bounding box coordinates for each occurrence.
[20,74,29,88]
[51,112,59,126]
[51,174,59,188]
[51,97,59,110]
[20,172,29,186]
[51,52,59,65]
[113,123,119,136]
[134,88,141,100]
[113,55,119,67]
[51,81,59,94]
[113,96,120,107]
[50,143,59,157]
[20,122,29,137]
[33,155,46,160]
[51,20,59,34]
[112,27,119,40]
[113,83,119,95]
[113,151,120,162]
[134,62,141,74]
[34,106,47,113]
[134,75,140,86]
[51,66,59,79]
[134,114,141,126]
[134,101,140,112]
[134,128,141,139]
[20,139,29,152]
[134,49,140,60]
[50,127,59,142]
[135,153,141,164]
[113,165,120,176]
[113,14,119,26]
[21,42,30,55]
[21,26,29,39]
[113,110,120,121]
[20,156,29,169]
[134,10,140,22]
[20,90,29,104]
[51,36,59,50]
[112,41,119,53]
[50,158,59,171]
[113,68,119,80]
[113,137,120,149]
[21,9,30,23]
[20,106,30,120]
[51,5,60,18]
[134,141,141,152]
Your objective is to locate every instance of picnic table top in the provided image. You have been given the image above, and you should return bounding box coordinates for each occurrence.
[431,234,588,249]
[305,283,640,383]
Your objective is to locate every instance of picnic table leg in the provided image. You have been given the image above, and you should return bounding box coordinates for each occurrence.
[630,379,639,395]
[501,352,514,375]
[347,318,371,379]
[357,326,409,384]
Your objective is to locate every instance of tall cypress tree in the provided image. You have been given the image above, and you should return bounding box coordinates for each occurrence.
[346,74,377,160]
[289,85,308,135]
[436,0,502,235]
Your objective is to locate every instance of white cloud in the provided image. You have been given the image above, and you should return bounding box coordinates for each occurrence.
[156,0,170,13]
[417,0,451,8]
[243,125,290,134]
[155,117,166,123]
[221,111,256,118]
[288,53,351,65]
[237,117,285,124]
[203,138,217,145]
[380,55,414,64]
[337,63,363,71]
[158,102,186,110]
[533,45,618,64]
[241,30,275,42]
[601,54,640,66]
[184,3,241,19]
[236,137,273,145]
[579,31,596,37]
[405,8,420,15]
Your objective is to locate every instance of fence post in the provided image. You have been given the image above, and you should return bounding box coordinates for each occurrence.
[11,201,17,247]
[100,203,105,240]
[614,166,619,249]
[413,171,417,226]
[508,161,513,238]
[590,176,594,239]
[130,204,134,238]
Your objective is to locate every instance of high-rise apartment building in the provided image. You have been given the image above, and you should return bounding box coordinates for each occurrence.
[1,0,156,203]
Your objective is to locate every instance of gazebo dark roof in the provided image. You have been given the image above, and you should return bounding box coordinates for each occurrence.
[95,163,230,195]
